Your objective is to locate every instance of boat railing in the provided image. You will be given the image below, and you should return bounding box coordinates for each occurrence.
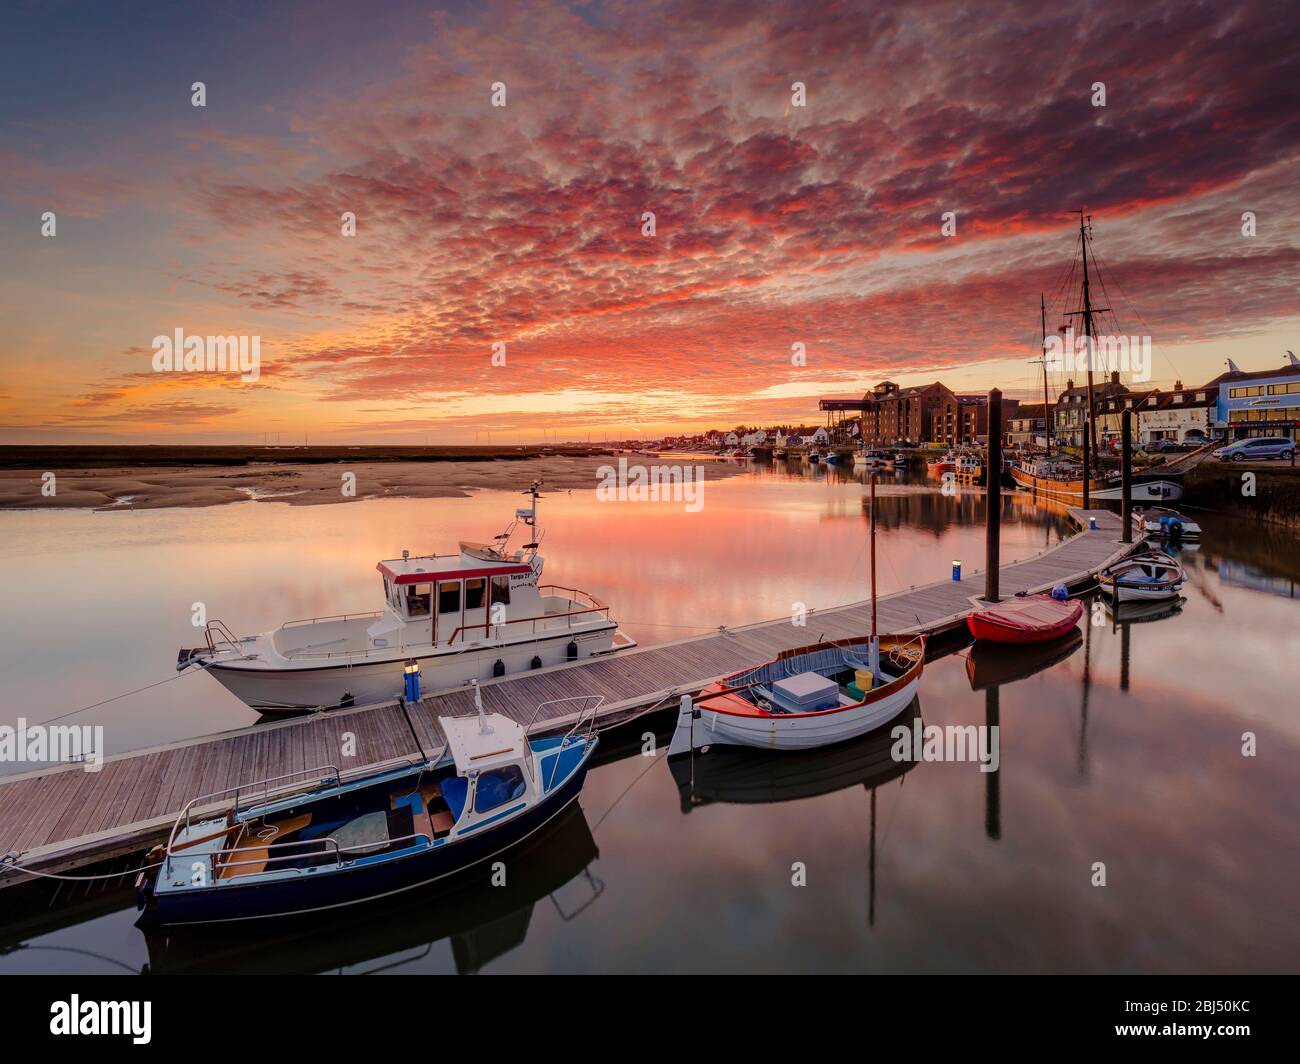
[444,589,610,647]
[537,584,608,612]
[165,765,342,871]
[213,831,433,877]
[279,610,383,631]
[203,619,247,656]
[525,694,605,789]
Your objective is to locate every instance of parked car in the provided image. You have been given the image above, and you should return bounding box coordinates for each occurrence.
[1211,436,1296,462]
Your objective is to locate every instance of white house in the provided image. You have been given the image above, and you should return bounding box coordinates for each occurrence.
[724,432,739,446]
[811,427,830,445]
[1136,384,1216,443]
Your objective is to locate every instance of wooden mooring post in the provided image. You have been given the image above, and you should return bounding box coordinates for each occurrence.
[984,388,1003,603]
[1121,408,1133,544]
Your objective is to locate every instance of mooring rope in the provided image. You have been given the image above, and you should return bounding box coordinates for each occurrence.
[29,662,210,728]
[0,851,162,882]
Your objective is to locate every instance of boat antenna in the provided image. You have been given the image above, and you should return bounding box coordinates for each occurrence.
[520,479,543,555]
[471,678,492,735]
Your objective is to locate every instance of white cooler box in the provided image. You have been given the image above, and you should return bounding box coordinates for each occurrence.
[770,671,840,713]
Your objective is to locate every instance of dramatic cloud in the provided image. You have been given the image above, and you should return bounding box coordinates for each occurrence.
[2,0,1298,441]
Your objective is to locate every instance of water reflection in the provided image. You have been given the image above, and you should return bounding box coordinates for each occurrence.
[670,700,921,813]
[669,700,923,926]
[2,474,1298,972]
[964,629,1085,690]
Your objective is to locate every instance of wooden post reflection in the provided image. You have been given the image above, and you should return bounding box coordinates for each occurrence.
[985,685,1001,841]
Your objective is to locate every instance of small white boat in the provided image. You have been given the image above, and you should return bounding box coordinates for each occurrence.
[1132,507,1201,540]
[667,635,924,754]
[1100,550,1186,602]
[807,449,821,463]
[180,483,635,713]
[668,472,923,756]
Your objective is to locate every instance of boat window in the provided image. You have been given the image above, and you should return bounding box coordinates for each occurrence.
[490,574,511,607]
[464,577,486,610]
[406,583,431,617]
[474,765,526,813]
[438,580,461,614]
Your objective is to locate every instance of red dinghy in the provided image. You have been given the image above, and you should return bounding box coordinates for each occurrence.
[966,594,1083,645]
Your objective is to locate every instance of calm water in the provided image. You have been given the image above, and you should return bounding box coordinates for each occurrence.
[2,462,1298,973]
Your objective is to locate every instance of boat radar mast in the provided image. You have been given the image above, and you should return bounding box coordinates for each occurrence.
[471,678,492,735]
[495,479,545,558]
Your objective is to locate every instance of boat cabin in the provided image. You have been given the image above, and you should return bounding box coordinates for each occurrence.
[375,542,544,645]
[436,712,541,834]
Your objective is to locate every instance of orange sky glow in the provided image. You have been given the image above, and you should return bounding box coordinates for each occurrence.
[2,1,1298,444]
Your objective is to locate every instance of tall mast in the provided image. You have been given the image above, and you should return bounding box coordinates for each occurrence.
[1064,211,1108,455]
[869,471,877,639]
[1081,213,1096,455]
[868,470,880,681]
[1029,293,1053,449]
[1041,293,1052,441]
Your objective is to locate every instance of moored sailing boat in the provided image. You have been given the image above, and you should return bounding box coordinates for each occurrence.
[667,473,924,756]
[1010,213,1183,504]
[1011,455,1183,503]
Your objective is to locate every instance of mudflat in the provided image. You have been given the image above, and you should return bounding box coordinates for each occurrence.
[0,452,742,510]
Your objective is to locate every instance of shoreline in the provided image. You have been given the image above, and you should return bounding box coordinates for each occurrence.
[0,454,746,511]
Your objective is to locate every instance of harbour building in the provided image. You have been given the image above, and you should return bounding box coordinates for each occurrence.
[1213,359,1300,441]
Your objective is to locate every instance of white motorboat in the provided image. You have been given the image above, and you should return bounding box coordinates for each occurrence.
[1099,550,1186,602]
[179,483,635,713]
[1132,506,1202,540]
[668,473,924,756]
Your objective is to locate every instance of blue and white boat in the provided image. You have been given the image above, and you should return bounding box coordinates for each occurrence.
[1099,550,1186,603]
[136,688,600,925]
[1132,506,1202,541]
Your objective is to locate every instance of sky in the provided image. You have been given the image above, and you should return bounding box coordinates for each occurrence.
[2,0,1298,444]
